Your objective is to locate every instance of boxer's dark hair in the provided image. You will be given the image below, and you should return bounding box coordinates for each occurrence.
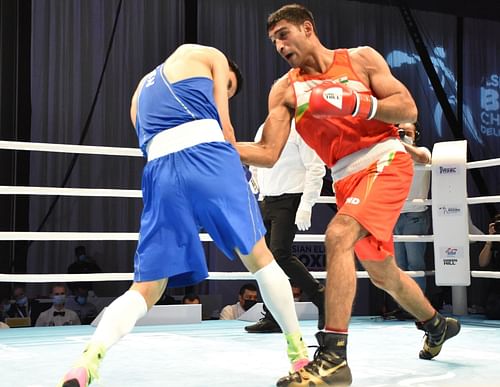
[267,4,317,34]
[227,58,243,97]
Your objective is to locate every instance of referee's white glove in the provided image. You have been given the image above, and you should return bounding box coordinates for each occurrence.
[295,208,312,231]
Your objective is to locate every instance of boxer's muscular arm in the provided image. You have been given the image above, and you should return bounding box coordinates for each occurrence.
[236,77,293,167]
[309,47,417,124]
[355,46,418,123]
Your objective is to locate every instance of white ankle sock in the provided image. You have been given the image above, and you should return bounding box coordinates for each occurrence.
[90,289,148,350]
[254,260,300,334]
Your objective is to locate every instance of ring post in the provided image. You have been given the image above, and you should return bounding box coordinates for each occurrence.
[431,140,469,315]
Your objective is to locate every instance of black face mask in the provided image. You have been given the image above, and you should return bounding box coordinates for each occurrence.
[242,299,257,311]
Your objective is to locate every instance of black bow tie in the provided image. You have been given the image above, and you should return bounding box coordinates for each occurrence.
[53,311,65,317]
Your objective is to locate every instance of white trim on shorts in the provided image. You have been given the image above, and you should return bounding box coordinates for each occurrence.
[146,119,225,161]
[330,138,406,182]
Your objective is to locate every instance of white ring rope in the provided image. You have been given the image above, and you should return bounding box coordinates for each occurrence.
[1,185,499,207]
[0,140,142,157]
[0,185,142,198]
[469,234,500,243]
[0,140,498,285]
[2,140,499,169]
[471,271,500,279]
[466,158,500,169]
[0,141,497,207]
[5,270,500,283]
[466,196,500,205]
[0,232,441,242]
[0,270,431,283]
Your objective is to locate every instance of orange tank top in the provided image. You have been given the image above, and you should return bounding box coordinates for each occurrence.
[289,49,398,167]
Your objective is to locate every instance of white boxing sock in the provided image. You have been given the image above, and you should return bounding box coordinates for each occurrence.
[254,260,300,334]
[90,289,148,350]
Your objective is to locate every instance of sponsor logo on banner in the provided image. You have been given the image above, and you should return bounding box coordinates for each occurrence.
[437,205,462,216]
[439,166,458,175]
[481,74,500,138]
[385,47,485,145]
[439,246,462,266]
[292,244,326,269]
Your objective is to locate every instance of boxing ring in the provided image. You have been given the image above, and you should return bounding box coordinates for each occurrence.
[0,139,499,386]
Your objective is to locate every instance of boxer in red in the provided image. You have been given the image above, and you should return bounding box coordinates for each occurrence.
[236,4,460,386]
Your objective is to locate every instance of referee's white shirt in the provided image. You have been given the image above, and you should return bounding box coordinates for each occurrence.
[250,120,325,211]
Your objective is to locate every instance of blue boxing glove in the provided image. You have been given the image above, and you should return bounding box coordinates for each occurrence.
[242,165,259,197]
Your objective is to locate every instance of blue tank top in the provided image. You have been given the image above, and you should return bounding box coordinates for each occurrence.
[135,64,222,155]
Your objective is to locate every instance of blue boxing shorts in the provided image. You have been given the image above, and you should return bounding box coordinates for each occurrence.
[134,140,265,287]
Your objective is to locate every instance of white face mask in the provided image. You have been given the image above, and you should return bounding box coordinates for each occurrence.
[402,135,414,145]
[52,295,66,305]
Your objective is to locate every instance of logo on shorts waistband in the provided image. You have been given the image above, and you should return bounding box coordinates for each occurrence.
[346,197,360,205]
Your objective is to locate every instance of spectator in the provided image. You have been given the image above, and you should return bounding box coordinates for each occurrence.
[0,297,11,323]
[156,290,177,305]
[385,122,431,320]
[6,284,37,326]
[478,213,500,319]
[219,283,258,320]
[67,246,102,293]
[182,294,201,304]
[393,122,431,293]
[35,284,81,327]
[65,285,98,325]
[291,284,303,302]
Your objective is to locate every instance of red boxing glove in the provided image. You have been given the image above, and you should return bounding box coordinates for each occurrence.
[309,81,378,120]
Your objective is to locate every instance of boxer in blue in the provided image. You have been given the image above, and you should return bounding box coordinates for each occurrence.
[59,44,308,387]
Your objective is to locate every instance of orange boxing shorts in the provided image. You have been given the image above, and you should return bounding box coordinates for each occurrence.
[334,150,413,261]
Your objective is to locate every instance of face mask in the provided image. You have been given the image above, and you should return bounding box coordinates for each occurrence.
[16,296,28,306]
[402,135,414,145]
[53,295,66,305]
[76,296,87,305]
[2,303,11,313]
[78,254,87,262]
[242,299,257,311]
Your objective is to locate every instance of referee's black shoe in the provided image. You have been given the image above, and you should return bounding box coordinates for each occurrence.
[245,310,282,333]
